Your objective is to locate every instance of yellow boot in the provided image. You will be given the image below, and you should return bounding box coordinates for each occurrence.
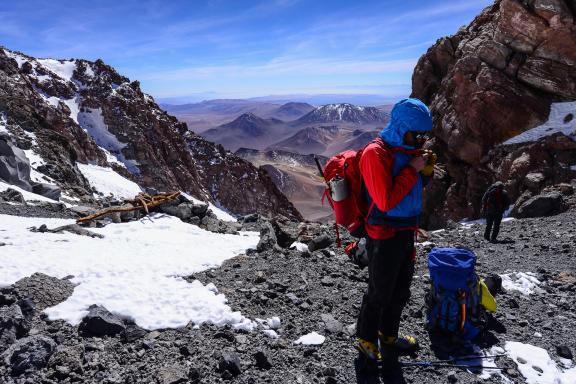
[357,338,382,360]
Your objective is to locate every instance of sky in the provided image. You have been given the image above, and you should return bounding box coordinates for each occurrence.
[1,0,493,103]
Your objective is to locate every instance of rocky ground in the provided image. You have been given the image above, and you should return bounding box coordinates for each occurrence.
[1,206,575,384]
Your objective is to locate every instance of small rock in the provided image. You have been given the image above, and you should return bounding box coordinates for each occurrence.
[321,277,334,287]
[78,305,126,337]
[508,298,519,309]
[321,314,343,334]
[308,234,332,252]
[122,323,147,343]
[179,344,195,357]
[447,370,457,383]
[517,357,527,364]
[286,293,302,305]
[157,365,189,384]
[218,352,242,376]
[253,350,272,370]
[557,345,573,360]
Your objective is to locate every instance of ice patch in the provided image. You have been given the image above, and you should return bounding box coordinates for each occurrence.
[504,101,576,145]
[290,242,309,253]
[0,214,260,330]
[294,332,325,345]
[505,341,576,384]
[37,58,77,82]
[500,272,544,295]
[77,163,142,199]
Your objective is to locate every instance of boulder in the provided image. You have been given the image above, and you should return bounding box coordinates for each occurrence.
[31,182,61,200]
[0,188,25,204]
[524,172,546,191]
[271,215,300,248]
[2,335,57,374]
[257,222,277,252]
[0,304,27,352]
[218,352,242,376]
[159,203,192,220]
[515,192,568,218]
[78,305,126,337]
[0,133,32,191]
[12,273,75,311]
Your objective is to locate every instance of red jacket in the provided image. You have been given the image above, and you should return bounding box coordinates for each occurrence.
[359,141,419,239]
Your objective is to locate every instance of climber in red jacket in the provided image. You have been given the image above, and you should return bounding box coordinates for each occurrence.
[355,98,433,374]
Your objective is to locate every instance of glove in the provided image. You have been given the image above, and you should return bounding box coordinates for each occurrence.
[420,150,437,177]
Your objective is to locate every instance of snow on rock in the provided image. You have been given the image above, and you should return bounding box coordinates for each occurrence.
[0,213,260,330]
[62,96,81,124]
[180,192,237,222]
[77,163,142,199]
[266,316,281,330]
[500,272,544,295]
[36,58,77,82]
[0,112,7,133]
[2,49,28,68]
[294,332,325,345]
[505,341,576,384]
[504,101,576,145]
[290,242,309,253]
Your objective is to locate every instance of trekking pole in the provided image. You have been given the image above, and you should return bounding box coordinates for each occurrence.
[399,362,504,370]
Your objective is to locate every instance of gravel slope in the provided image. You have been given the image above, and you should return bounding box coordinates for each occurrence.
[0,210,575,384]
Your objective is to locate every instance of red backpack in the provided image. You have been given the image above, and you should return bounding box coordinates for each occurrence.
[316,142,379,246]
[316,139,424,247]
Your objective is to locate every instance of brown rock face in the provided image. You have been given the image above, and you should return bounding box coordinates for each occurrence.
[411,0,576,226]
[0,47,301,219]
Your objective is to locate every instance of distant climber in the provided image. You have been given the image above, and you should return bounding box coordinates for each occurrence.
[355,98,434,376]
[481,181,511,243]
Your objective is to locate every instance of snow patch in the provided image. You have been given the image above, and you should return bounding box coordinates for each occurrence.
[37,58,77,82]
[505,341,576,384]
[77,163,142,199]
[180,192,237,222]
[0,214,260,330]
[290,242,309,253]
[500,272,544,295]
[263,330,279,339]
[62,97,81,124]
[294,332,325,345]
[78,108,126,151]
[504,101,576,145]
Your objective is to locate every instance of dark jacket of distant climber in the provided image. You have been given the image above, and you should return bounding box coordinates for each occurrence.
[482,182,511,216]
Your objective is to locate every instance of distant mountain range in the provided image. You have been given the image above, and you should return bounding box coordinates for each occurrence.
[183,102,389,155]
[165,100,390,220]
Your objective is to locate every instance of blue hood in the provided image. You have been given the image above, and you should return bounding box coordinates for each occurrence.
[379,98,432,149]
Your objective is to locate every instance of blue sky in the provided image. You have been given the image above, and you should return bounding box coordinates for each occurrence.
[1,0,493,102]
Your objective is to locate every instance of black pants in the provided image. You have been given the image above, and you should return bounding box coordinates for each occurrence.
[484,214,503,241]
[356,230,415,342]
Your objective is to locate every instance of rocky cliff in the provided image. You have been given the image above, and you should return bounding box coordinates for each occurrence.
[411,0,576,226]
[0,47,301,220]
